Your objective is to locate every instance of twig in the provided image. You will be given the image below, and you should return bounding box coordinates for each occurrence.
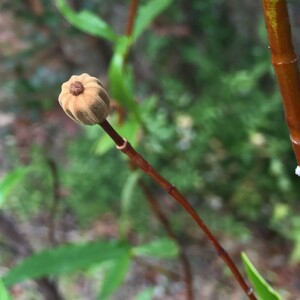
[134,257,182,281]
[0,212,64,300]
[27,0,43,16]
[262,0,300,165]
[47,158,61,245]
[125,0,139,36]
[99,119,256,300]
[139,181,193,300]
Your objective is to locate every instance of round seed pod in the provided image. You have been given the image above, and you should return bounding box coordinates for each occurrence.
[58,73,110,125]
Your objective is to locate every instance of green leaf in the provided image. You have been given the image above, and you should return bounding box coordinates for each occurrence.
[132,238,179,258]
[133,287,155,300]
[119,171,141,237]
[108,36,139,115]
[0,168,28,208]
[133,0,173,40]
[97,253,131,300]
[241,252,282,300]
[55,0,117,41]
[290,238,300,263]
[4,241,129,286]
[0,279,12,300]
[121,171,141,215]
[116,117,140,146]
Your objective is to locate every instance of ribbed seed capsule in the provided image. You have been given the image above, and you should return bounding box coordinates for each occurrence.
[58,73,110,125]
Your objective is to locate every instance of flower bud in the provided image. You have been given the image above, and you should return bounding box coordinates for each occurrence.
[58,73,110,125]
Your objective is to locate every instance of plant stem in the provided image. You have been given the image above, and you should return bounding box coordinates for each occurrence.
[135,256,182,281]
[47,158,60,245]
[262,0,300,165]
[139,180,194,300]
[125,0,139,36]
[99,119,256,300]
[0,213,64,300]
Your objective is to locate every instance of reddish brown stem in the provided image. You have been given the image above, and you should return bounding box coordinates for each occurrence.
[262,0,300,165]
[28,0,43,16]
[125,0,139,36]
[47,158,60,245]
[139,180,193,300]
[135,256,182,281]
[100,119,124,146]
[99,119,256,300]
[0,213,64,300]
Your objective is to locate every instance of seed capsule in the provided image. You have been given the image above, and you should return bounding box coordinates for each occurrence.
[58,73,110,125]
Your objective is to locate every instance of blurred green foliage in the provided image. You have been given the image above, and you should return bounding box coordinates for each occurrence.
[1,0,300,298]
[0,278,12,300]
[3,0,300,259]
[61,132,129,225]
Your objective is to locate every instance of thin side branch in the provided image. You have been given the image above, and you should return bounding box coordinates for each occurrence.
[47,158,61,245]
[0,212,64,300]
[139,180,194,300]
[99,119,256,300]
[262,0,300,165]
[125,0,139,36]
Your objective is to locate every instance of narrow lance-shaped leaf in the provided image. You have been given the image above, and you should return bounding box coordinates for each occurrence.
[132,238,179,258]
[241,252,282,300]
[108,37,140,119]
[55,0,118,42]
[0,168,28,208]
[119,170,141,238]
[290,237,300,263]
[97,253,131,300]
[133,0,173,41]
[0,279,13,300]
[133,288,155,300]
[108,38,129,102]
[4,241,130,286]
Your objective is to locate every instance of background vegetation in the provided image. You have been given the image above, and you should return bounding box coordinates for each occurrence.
[1,0,300,299]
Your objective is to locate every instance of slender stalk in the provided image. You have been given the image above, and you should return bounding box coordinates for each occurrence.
[99,119,256,300]
[47,158,60,245]
[139,180,194,300]
[125,0,139,36]
[125,5,193,296]
[0,213,64,300]
[135,257,181,281]
[262,0,300,165]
